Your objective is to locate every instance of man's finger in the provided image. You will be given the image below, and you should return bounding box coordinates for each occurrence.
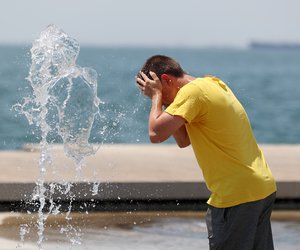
[136,76,145,86]
[136,82,144,91]
[136,82,143,89]
[149,71,159,81]
[140,71,150,81]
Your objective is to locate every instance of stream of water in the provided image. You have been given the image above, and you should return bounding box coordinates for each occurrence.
[13,25,101,249]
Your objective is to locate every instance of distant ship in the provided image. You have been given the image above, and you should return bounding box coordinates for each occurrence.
[249,42,300,50]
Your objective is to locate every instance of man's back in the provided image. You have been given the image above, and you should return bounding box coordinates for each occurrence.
[165,76,276,208]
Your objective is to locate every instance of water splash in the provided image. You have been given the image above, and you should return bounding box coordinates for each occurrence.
[19,224,30,246]
[14,24,100,249]
[27,24,100,164]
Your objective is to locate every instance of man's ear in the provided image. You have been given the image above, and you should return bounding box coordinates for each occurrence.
[161,74,171,85]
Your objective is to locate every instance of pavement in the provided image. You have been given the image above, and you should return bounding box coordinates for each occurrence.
[0,144,299,210]
[1,210,300,249]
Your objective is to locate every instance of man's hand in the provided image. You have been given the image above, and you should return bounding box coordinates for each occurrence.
[135,71,190,147]
[136,71,162,98]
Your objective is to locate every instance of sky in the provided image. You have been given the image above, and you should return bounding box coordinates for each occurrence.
[0,0,299,48]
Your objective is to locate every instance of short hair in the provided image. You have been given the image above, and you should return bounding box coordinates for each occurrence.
[138,55,186,80]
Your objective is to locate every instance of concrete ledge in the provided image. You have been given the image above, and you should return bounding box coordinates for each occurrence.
[0,182,210,202]
[0,181,300,211]
[0,144,299,211]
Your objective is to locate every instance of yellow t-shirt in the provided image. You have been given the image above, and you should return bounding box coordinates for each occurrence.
[165,76,276,208]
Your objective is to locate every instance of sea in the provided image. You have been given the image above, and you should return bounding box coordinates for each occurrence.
[0,45,300,150]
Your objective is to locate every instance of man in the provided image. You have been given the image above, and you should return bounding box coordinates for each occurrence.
[136,55,277,250]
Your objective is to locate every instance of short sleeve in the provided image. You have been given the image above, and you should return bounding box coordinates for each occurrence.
[165,83,206,124]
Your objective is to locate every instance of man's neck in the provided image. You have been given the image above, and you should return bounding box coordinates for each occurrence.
[177,74,196,87]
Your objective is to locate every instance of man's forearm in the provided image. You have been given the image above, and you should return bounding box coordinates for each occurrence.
[148,93,163,142]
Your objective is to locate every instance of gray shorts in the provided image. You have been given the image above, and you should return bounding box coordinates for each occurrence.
[206,192,276,250]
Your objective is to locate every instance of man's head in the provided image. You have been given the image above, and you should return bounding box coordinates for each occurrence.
[137,55,187,106]
[138,55,186,80]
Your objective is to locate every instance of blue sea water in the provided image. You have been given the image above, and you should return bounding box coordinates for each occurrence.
[0,46,300,150]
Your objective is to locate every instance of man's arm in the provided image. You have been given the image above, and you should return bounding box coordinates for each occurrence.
[172,124,190,148]
[162,105,190,148]
[148,92,189,145]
